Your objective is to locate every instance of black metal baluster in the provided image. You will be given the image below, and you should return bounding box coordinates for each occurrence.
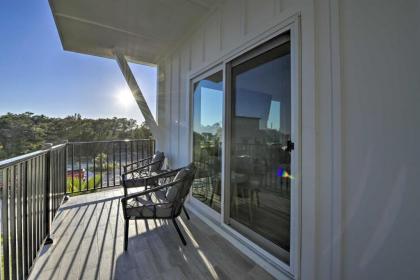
[52,151,56,214]
[124,141,128,168]
[61,149,64,204]
[51,152,55,217]
[23,161,28,277]
[141,141,144,160]
[37,156,41,253]
[63,147,65,197]
[93,143,96,190]
[44,150,51,245]
[56,150,59,205]
[130,140,134,166]
[57,150,60,213]
[125,141,128,168]
[106,146,109,188]
[63,145,67,198]
[57,151,60,212]
[86,145,89,191]
[17,163,23,280]
[40,155,45,244]
[100,144,103,189]
[32,157,36,260]
[51,152,54,222]
[79,144,82,193]
[150,140,153,156]
[113,143,116,186]
[10,165,17,280]
[119,141,122,184]
[28,159,33,267]
[40,155,44,249]
[36,156,41,252]
[136,140,139,162]
[71,144,74,194]
[2,167,10,280]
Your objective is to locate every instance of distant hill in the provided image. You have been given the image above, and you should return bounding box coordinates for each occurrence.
[197,122,222,136]
[0,112,151,160]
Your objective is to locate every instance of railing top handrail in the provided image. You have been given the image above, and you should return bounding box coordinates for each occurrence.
[0,139,154,169]
[0,143,66,169]
[68,139,154,145]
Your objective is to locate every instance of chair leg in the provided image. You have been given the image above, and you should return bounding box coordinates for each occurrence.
[172,218,187,246]
[124,219,129,251]
[183,206,190,220]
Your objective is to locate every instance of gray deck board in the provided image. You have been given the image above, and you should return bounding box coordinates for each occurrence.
[29,188,275,280]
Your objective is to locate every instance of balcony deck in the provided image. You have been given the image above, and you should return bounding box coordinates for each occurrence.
[28,188,275,280]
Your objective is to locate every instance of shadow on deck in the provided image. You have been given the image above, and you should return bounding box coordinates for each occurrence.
[29,189,275,280]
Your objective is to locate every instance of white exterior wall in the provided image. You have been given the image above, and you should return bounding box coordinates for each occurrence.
[156,0,420,279]
[157,0,309,169]
[338,1,420,279]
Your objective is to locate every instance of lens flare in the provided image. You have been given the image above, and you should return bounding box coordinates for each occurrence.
[277,167,294,180]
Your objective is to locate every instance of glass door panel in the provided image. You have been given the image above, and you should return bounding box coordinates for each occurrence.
[229,38,292,262]
[192,71,223,213]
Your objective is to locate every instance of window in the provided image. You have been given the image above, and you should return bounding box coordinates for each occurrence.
[191,71,223,213]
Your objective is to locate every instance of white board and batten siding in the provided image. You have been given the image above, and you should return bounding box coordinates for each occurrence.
[157,0,302,168]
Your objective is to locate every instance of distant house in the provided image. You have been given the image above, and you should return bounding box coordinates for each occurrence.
[66,169,85,180]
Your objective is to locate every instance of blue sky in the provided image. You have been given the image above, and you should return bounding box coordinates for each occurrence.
[0,1,156,123]
[201,88,223,126]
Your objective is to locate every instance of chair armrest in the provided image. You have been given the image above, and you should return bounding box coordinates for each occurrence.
[125,156,153,167]
[150,168,182,179]
[121,167,182,193]
[122,166,181,181]
[121,179,182,204]
[123,156,153,172]
[122,161,155,176]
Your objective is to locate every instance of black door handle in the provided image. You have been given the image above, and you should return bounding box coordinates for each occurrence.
[285,140,294,152]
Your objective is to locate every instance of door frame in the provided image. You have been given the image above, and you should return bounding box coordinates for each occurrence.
[187,15,301,277]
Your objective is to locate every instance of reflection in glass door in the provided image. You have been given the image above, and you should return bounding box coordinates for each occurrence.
[192,71,223,213]
[229,36,292,262]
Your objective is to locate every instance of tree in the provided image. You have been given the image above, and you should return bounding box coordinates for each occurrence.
[0,113,152,160]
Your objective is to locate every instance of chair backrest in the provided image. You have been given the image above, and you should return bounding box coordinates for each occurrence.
[180,163,197,199]
[165,163,196,217]
[150,151,165,172]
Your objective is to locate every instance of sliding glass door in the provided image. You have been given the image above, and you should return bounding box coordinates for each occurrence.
[191,70,223,213]
[228,35,292,263]
[190,32,296,266]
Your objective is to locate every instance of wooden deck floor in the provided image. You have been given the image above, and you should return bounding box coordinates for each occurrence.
[29,188,275,280]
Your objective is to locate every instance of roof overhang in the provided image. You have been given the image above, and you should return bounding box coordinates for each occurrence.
[49,0,221,65]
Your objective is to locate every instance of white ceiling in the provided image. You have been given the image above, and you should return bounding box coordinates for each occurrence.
[49,0,222,64]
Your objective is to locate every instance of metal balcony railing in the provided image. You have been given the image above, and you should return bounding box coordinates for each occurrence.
[0,139,155,279]
[66,139,155,193]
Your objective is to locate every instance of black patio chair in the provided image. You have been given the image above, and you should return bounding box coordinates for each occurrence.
[121,151,165,196]
[121,163,197,251]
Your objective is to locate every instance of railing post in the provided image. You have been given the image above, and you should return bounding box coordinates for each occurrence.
[44,146,53,245]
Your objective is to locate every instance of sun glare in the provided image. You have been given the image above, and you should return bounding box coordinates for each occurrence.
[116,88,134,107]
